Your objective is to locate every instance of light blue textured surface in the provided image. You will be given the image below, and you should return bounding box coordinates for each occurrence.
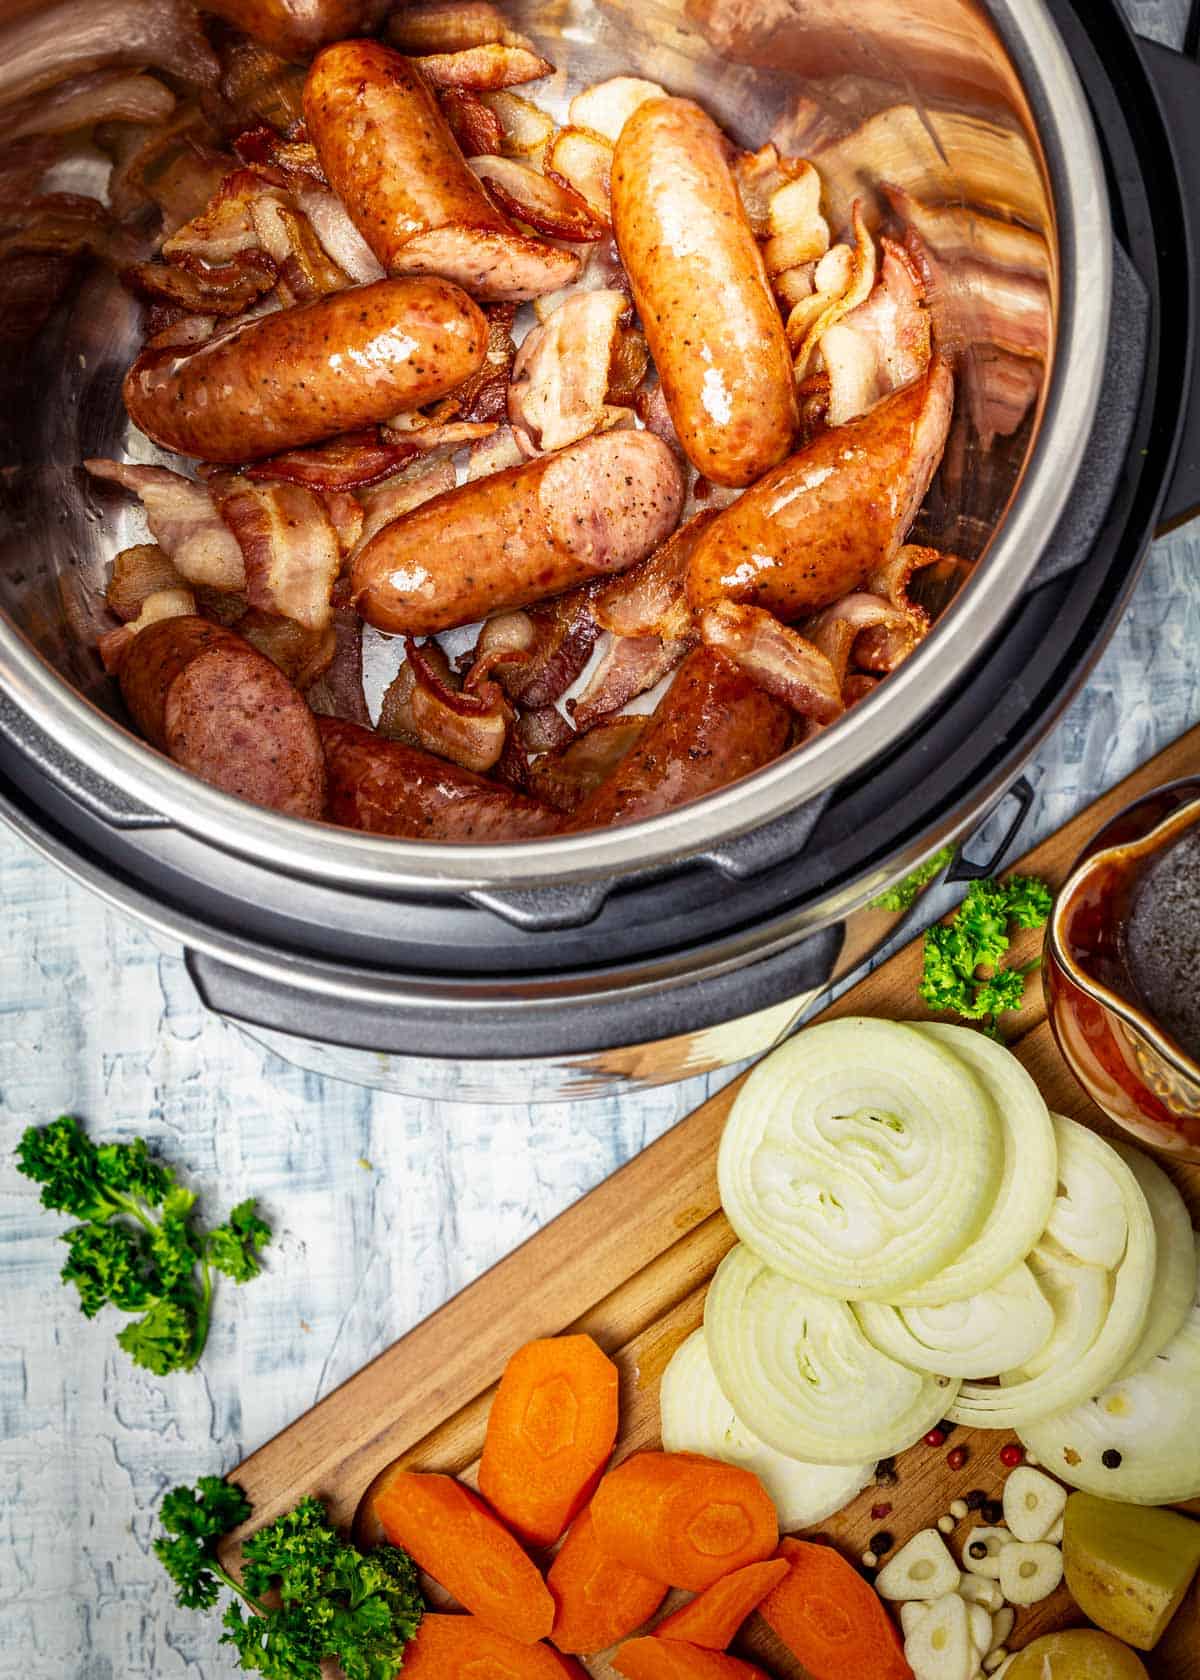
[1,2,1196,1671]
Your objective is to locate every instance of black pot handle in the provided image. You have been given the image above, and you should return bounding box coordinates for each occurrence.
[1140,30,1200,533]
[945,776,1036,884]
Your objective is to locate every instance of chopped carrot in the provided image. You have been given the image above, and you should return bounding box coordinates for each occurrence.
[613,1637,771,1679]
[759,1538,912,1680]
[371,1470,554,1644]
[548,1506,668,1654]
[401,1613,589,1678]
[479,1334,620,1547]
[591,1451,778,1593]
[654,1558,790,1648]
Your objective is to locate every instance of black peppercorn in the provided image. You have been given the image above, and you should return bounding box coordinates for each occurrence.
[938,1419,956,1436]
[965,1490,987,1511]
[1102,1448,1123,1469]
[968,1541,989,1560]
[869,1531,894,1555]
[874,1457,899,1487]
[982,1500,1003,1525]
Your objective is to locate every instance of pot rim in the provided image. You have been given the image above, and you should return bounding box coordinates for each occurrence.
[0,0,1114,894]
[1048,793,1200,1081]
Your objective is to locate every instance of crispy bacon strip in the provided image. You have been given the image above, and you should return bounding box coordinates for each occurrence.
[209,475,340,631]
[98,585,196,674]
[106,542,186,622]
[804,590,926,688]
[245,429,421,492]
[101,103,230,233]
[304,608,369,724]
[234,608,336,690]
[522,714,649,813]
[568,633,690,735]
[379,639,513,773]
[122,249,277,314]
[698,601,844,722]
[591,510,716,641]
[547,127,614,227]
[388,0,530,53]
[438,87,505,156]
[356,459,458,549]
[508,289,627,455]
[216,34,306,136]
[470,156,603,243]
[412,44,553,90]
[477,585,601,708]
[430,301,516,424]
[84,459,246,590]
[819,239,931,427]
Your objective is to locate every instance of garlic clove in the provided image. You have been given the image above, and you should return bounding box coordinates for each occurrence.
[877,1528,963,1600]
[963,1526,1017,1579]
[998,1539,1065,1606]
[1003,1466,1068,1543]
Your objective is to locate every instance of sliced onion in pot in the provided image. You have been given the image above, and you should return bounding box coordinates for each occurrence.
[717,1017,1001,1301]
[704,1243,959,1465]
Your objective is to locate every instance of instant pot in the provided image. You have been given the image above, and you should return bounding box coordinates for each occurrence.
[0,0,1197,1101]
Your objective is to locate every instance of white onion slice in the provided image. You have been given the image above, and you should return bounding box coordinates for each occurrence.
[891,1024,1057,1304]
[948,1116,1156,1428]
[705,1244,958,1465]
[717,1018,1001,1300]
[1018,1235,1200,1504]
[1111,1141,1196,1377]
[855,1263,1054,1378]
[1014,1246,1112,1380]
[659,1329,873,1531]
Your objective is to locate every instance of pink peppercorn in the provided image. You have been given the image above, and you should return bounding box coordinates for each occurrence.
[946,1445,969,1472]
[870,1502,893,1522]
[1000,1443,1024,1468]
[923,1428,947,1448]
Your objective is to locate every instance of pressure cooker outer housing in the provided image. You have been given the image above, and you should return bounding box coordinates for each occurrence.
[0,0,1195,1097]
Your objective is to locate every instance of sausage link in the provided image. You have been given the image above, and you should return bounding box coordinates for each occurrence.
[612,98,798,488]
[319,717,560,840]
[351,430,686,635]
[120,616,326,818]
[687,360,955,619]
[304,40,580,301]
[201,0,389,60]
[565,645,791,831]
[124,277,488,462]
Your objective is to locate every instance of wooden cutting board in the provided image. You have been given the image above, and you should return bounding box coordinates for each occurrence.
[225,725,1200,1678]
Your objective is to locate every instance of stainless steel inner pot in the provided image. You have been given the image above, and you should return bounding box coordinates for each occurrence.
[0,0,1110,893]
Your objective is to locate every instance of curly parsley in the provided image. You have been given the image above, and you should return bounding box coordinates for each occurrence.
[871,845,955,913]
[17,1116,270,1376]
[919,876,1053,1037]
[155,1478,424,1680]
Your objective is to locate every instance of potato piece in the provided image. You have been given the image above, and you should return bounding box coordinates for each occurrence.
[1062,1492,1200,1650]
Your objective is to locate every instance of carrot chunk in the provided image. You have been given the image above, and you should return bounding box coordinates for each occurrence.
[479,1334,620,1547]
[591,1451,778,1592]
[758,1538,912,1680]
[549,1507,668,1654]
[614,1636,771,1679]
[654,1558,790,1648]
[371,1470,554,1643]
[401,1613,589,1678]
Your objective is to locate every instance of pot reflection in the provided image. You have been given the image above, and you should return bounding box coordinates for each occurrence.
[1046,780,1200,1160]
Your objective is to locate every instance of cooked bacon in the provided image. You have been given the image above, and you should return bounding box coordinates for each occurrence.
[804,590,925,687]
[522,714,649,813]
[568,633,690,735]
[477,88,555,158]
[234,608,336,689]
[194,584,248,626]
[209,475,340,631]
[100,104,231,234]
[438,87,504,156]
[698,601,844,721]
[532,235,632,325]
[99,585,196,673]
[247,190,348,300]
[819,238,931,426]
[84,460,246,590]
[0,0,217,107]
[412,44,553,91]
[788,201,876,376]
[477,586,601,708]
[216,35,306,138]
[869,542,953,615]
[591,510,717,640]
[470,156,602,242]
[607,327,649,406]
[515,703,576,753]
[244,429,420,492]
[426,301,515,425]
[388,0,529,53]
[0,69,175,144]
[233,125,326,187]
[320,489,363,556]
[634,378,682,453]
[567,76,667,143]
[356,459,458,548]
[304,608,369,723]
[467,425,525,481]
[509,289,628,454]
[546,127,614,226]
[106,542,186,622]
[379,639,512,773]
[733,142,811,238]
[844,672,880,707]
[162,167,275,264]
[762,163,829,276]
[290,182,385,285]
[379,416,499,451]
[122,249,277,314]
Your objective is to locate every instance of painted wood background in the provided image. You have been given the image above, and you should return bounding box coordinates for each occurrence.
[1,1,1197,1673]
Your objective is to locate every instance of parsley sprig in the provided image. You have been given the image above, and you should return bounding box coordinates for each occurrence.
[872,845,955,913]
[17,1116,270,1376]
[155,1478,424,1680]
[919,876,1053,1037]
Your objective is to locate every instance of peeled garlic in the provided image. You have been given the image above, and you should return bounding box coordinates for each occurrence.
[1003,1466,1068,1542]
[877,1529,962,1600]
[999,1539,1065,1606]
[959,1576,1004,1611]
[905,1591,975,1680]
[967,1601,993,1656]
[901,1601,933,1637]
[989,1608,1014,1653]
[963,1527,1017,1580]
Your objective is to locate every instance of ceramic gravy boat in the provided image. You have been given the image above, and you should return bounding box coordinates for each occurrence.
[1045,780,1200,1161]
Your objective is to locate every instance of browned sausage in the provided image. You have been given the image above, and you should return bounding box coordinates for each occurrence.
[319,717,561,840]
[351,430,686,635]
[304,40,580,301]
[687,360,955,618]
[120,616,326,818]
[124,277,488,463]
[565,646,791,832]
[201,0,388,60]
[611,98,798,488]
